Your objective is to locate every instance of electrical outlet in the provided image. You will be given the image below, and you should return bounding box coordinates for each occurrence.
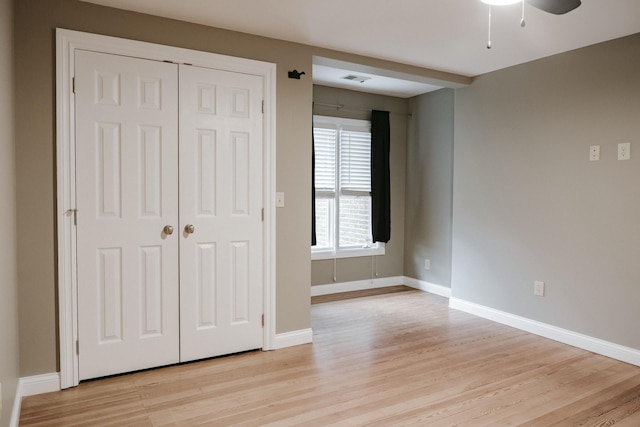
[618,142,631,160]
[589,145,600,161]
[424,259,430,270]
[534,281,545,297]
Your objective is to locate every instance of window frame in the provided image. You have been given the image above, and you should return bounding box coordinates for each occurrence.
[312,115,385,260]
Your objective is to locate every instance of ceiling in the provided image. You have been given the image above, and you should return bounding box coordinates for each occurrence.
[312,57,445,98]
[80,0,640,97]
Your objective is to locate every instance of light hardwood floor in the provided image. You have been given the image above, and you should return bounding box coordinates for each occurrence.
[21,286,640,426]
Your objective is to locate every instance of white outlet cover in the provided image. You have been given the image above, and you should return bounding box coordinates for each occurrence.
[618,142,631,160]
[589,145,600,161]
[424,259,430,270]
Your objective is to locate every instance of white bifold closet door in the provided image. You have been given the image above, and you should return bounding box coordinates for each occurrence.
[178,65,264,363]
[75,50,264,381]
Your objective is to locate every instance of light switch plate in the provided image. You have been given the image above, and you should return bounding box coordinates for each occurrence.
[534,281,545,297]
[276,192,285,207]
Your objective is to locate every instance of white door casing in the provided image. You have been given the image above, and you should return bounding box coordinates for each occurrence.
[56,29,277,388]
[179,65,264,362]
[75,50,180,380]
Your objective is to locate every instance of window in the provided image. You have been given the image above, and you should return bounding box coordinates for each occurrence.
[312,115,385,259]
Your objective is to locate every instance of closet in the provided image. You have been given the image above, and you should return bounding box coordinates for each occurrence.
[74,49,265,380]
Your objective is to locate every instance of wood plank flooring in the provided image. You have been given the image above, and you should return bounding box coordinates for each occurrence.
[21,286,640,426]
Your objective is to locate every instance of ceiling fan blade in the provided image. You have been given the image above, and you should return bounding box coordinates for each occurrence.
[526,0,581,15]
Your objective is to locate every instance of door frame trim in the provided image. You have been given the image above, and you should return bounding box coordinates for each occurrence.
[56,28,277,389]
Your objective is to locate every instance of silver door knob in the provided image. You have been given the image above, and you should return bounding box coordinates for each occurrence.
[163,225,174,235]
[184,224,195,234]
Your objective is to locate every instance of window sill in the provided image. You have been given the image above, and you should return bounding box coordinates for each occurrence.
[311,244,385,261]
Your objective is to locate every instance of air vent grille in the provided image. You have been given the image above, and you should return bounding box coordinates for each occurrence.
[341,74,371,83]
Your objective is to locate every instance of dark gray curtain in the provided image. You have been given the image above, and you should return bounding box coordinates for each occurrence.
[311,115,317,246]
[371,110,390,243]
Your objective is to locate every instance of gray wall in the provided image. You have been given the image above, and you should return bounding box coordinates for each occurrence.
[0,0,20,424]
[452,33,640,349]
[311,85,407,286]
[404,89,455,287]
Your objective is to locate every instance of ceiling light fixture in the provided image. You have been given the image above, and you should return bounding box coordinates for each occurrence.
[482,0,525,49]
[481,0,582,49]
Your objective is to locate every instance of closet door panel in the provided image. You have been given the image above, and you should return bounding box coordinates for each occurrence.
[75,50,180,380]
[179,65,264,362]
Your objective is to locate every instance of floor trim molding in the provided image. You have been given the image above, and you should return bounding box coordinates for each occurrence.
[310,276,452,299]
[10,373,61,427]
[272,328,313,350]
[20,372,61,397]
[449,297,640,367]
[402,276,452,298]
[310,276,406,297]
[9,381,22,427]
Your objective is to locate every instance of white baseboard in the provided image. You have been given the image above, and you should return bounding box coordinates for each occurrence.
[311,276,405,297]
[403,276,452,298]
[310,275,452,300]
[10,372,61,427]
[9,381,22,427]
[19,372,61,397]
[272,328,313,350]
[449,297,640,367]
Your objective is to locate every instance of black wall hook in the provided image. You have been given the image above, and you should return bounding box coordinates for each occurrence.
[288,69,306,79]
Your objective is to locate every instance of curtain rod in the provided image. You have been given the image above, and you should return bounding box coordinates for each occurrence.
[313,102,412,118]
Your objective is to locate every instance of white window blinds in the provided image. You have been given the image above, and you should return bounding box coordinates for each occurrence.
[340,127,371,194]
[312,115,384,259]
[313,126,336,196]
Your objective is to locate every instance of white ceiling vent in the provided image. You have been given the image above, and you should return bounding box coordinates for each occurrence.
[341,74,371,84]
